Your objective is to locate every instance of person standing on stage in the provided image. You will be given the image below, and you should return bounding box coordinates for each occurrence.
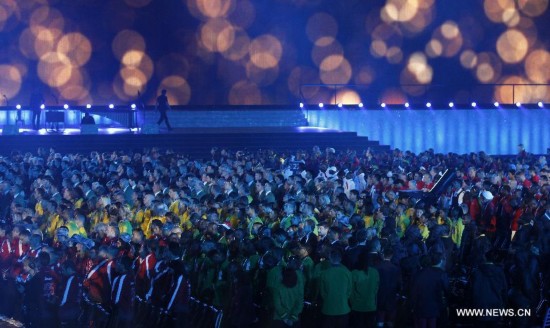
[29,87,45,130]
[156,89,172,131]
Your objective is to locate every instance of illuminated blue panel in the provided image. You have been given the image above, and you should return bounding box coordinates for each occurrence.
[306,108,550,154]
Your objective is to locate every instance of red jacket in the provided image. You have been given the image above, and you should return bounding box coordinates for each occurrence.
[58,275,82,319]
[134,253,156,298]
[83,259,115,304]
[111,273,135,311]
[166,274,190,313]
[146,261,173,306]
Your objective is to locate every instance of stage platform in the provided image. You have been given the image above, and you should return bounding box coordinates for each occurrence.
[0,126,389,158]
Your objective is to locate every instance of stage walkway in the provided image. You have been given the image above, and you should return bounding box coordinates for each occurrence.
[0,126,389,158]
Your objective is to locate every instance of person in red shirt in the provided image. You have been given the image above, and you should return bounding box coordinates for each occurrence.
[0,223,12,270]
[165,260,191,327]
[133,242,156,300]
[58,260,82,328]
[110,257,135,328]
[83,245,116,306]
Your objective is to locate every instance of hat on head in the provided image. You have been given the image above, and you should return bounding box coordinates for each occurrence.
[482,190,494,200]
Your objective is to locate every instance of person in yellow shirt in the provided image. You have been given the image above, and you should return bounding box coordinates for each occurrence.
[395,204,411,238]
[449,208,465,248]
[417,214,430,241]
[46,213,64,239]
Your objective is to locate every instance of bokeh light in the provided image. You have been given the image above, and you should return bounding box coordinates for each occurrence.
[200,18,235,53]
[518,0,549,17]
[0,0,549,104]
[112,30,146,61]
[229,80,261,104]
[249,34,283,69]
[57,33,92,67]
[525,49,550,83]
[335,89,361,105]
[496,29,529,63]
[158,76,191,105]
[0,65,22,98]
[306,13,338,45]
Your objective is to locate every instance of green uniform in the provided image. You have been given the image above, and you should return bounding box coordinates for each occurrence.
[319,264,352,315]
[350,267,379,312]
[272,270,305,322]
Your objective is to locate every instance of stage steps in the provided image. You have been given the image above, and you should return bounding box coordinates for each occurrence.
[0,128,391,158]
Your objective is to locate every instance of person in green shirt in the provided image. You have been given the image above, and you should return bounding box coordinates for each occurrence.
[271,261,305,327]
[350,251,379,328]
[319,247,352,328]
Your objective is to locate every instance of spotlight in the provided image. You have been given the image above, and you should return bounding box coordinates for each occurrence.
[338,103,343,108]
[299,103,304,108]
[86,104,92,109]
[538,101,543,108]
[426,102,432,108]
[471,102,477,108]
[449,102,454,108]
[109,104,115,109]
[494,102,499,107]
[318,103,324,108]
[16,104,21,110]
[404,102,409,108]
[516,102,521,107]
[358,103,364,108]
[131,103,137,109]
[40,104,45,110]
[63,104,69,110]
[381,103,386,108]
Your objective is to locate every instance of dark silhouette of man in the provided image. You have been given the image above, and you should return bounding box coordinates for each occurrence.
[29,88,44,130]
[156,89,172,130]
[81,112,96,125]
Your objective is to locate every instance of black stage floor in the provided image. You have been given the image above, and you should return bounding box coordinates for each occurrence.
[0,127,388,157]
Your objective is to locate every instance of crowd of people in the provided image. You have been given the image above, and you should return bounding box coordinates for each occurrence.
[0,145,548,328]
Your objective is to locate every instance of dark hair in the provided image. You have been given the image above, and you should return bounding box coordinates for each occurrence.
[38,251,51,267]
[282,267,298,288]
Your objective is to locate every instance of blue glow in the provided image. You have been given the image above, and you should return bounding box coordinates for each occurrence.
[306,108,550,154]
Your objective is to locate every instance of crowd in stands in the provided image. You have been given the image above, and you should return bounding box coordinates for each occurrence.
[0,145,548,328]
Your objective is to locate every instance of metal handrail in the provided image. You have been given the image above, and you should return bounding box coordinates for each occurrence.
[299,83,550,105]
